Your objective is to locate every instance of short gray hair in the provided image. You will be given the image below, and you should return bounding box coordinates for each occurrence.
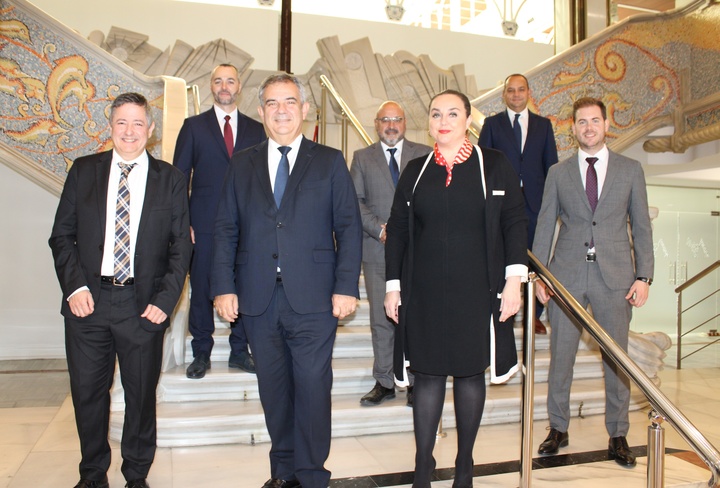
[258,74,307,105]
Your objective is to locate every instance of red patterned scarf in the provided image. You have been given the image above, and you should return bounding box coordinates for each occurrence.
[433,137,473,187]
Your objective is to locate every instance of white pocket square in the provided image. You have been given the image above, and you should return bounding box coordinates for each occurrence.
[492,190,505,196]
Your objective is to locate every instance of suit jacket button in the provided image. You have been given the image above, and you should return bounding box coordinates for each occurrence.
[584,242,589,247]
[592,221,597,226]
[277,222,283,228]
[272,253,278,259]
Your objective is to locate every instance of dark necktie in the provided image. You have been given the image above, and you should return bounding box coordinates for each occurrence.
[274,146,291,208]
[513,113,522,153]
[586,157,599,213]
[586,156,599,249]
[114,162,136,283]
[387,147,399,187]
[223,115,234,158]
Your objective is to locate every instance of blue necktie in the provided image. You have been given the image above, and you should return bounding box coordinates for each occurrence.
[388,148,399,187]
[513,113,523,153]
[274,146,291,208]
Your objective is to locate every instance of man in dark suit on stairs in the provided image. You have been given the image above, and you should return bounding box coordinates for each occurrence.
[212,74,362,488]
[480,73,558,334]
[50,92,192,488]
[173,64,266,379]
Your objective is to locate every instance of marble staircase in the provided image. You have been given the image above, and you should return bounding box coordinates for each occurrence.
[109,294,653,448]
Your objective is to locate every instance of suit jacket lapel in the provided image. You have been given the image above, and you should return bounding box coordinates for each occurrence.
[95,151,112,240]
[283,137,313,206]
[567,152,592,213]
[374,143,396,189]
[249,140,276,209]
[137,152,160,241]
[598,151,619,210]
[205,109,229,158]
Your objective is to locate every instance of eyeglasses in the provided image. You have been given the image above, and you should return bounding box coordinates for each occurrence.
[375,117,404,123]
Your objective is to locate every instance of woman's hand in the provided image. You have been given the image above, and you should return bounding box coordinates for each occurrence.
[384,291,401,324]
[499,276,522,323]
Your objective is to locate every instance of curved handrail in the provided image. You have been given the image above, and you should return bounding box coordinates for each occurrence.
[676,260,720,293]
[318,74,374,146]
[529,250,720,487]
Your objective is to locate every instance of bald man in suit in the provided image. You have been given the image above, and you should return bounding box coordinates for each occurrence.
[350,101,431,407]
[173,64,266,379]
[533,97,653,467]
[480,73,558,334]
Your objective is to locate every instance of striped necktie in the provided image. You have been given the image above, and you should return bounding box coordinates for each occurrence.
[114,162,136,283]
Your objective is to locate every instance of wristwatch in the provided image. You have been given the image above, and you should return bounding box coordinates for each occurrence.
[636,277,652,285]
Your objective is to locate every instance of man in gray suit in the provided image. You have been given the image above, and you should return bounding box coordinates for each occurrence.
[350,101,431,407]
[533,97,653,467]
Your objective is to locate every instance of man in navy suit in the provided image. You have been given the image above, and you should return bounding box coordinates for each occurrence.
[50,92,192,488]
[479,73,558,334]
[212,74,362,488]
[173,64,266,378]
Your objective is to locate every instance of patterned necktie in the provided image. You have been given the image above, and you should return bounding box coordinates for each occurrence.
[223,115,234,158]
[586,156,599,249]
[274,146,291,208]
[114,162,136,283]
[387,147,399,187]
[586,157,599,213]
[513,113,523,153]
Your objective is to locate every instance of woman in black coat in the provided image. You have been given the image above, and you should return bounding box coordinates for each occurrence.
[384,90,528,488]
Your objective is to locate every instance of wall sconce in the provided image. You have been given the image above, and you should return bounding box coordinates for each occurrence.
[258,0,275,6]
[386,0,405,21]
[501,20,518,36]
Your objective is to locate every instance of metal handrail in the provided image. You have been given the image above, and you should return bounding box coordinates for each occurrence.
[525,250,720,488]
[318,74,374,148]
[675,260,720,369]
[676,260,720,293]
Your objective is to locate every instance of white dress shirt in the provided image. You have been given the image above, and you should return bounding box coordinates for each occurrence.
[214,105,237,143]
[100,150,149,277]
[268,134,303,192]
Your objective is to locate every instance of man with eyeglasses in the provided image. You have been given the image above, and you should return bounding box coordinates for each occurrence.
[350,101,431,407]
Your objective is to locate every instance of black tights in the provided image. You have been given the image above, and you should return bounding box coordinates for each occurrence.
[412,371,487,488]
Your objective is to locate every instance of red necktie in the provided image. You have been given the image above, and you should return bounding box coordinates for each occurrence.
[223,115,234,158]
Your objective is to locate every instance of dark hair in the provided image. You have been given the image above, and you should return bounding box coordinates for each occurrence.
[109,92,152,125]
[503,73,529,90]
[573,97,607,121]
[258,73,307,104]
[429,89,471,118]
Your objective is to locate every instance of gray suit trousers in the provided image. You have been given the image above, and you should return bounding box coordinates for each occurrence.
[363,261,413,388]
[547,262,632,437]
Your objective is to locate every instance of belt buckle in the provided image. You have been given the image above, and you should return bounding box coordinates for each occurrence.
[586,253,596,262]
[113,277,126,286]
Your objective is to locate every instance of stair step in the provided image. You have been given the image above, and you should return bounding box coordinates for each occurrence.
[153,349,602,404]
[184,324,554,363]
[109,377,649,448]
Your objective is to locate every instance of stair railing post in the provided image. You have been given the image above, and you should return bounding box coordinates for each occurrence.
[647,410,666,488]
[320,81,327,145]
[520,272,537,488]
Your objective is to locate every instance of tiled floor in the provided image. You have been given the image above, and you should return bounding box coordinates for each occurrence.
[1,356,718,487]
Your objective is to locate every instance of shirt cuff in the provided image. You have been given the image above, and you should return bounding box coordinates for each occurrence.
[505,265,528,282]
[386,279,401,293]
[67,286,90,301]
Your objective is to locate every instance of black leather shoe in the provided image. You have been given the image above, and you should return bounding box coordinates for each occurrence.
[406,386,414,407]
[261,479,301,488]
[186,353,211,379]
[608,436,636,467]
[125,480,150,488]
[360,382,395,406]
[73,477,109,488]
[538,428,569,455]
[229,350,256,374]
